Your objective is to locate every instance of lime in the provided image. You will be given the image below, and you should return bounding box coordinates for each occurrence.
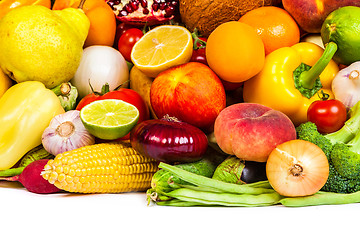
[80,99,139,140]
[321,6,360,65]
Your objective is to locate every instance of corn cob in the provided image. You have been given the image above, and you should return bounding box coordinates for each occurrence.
[41,141,159,193]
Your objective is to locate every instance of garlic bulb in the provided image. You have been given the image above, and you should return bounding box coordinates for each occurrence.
[332,61,360,109]
[42,110,95,156]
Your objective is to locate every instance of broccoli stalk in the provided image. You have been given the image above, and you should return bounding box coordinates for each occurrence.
[296,101,360,193]
[330,130,360,179]
[324,101,360,144]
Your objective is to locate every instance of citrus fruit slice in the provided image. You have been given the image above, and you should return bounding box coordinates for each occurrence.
[130,25,193,78]
[80,99,139,140]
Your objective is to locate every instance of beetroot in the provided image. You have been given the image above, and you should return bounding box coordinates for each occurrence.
[0,159,61,194]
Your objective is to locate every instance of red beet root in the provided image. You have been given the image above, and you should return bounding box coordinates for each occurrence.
[0,159,61,194]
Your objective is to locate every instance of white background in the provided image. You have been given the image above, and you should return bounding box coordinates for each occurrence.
[1,180,358,240]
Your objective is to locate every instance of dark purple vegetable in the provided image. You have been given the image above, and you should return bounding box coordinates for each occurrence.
[241,161,267,184]
[130,115,208,164]
[212,156,267,184]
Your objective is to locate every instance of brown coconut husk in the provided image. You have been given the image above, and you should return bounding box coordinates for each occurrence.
[179,0,282,37]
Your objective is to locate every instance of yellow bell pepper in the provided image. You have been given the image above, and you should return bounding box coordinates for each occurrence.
[0,81,65,170]
[243,42,339,126]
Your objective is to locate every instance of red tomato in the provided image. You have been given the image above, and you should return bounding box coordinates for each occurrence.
[118,28,144,62]
[307,98,347,134]
[76,88,150,139]
[113,22,136,49]
[190,36,208,65]
[75,93,100,110]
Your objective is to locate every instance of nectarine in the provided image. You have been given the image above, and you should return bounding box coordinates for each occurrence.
[214,103,297,162]
[150,62,226,133]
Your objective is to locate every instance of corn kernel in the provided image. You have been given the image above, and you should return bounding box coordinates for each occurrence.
[41,141,158,193]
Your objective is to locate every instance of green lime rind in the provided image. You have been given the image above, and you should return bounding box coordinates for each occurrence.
[321,6,360,65]
[80,99,139,140]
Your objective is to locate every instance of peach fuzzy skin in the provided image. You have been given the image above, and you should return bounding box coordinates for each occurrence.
[150,62,226,133]
[282,0,360,33]
[214,103,297,162]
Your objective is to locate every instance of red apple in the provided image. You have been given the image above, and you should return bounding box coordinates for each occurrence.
[214,103,297,162]
[150,62,226,133]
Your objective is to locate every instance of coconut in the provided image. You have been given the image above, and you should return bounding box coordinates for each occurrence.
[179,0,282,37]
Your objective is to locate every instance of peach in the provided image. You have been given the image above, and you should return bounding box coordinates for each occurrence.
[283,0,360,33]
[150,62,226,133]
[214,103,296,162]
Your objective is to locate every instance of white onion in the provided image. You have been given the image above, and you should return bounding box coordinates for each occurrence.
[301,33,324,49]
[71,45,129,99]
[332,61,360,109]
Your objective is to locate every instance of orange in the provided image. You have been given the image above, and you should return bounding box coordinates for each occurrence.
[239,6,300,55]
[205,21,265,83]
[0,0,51,19]
[53,0,116,48]
[131,25,193,78]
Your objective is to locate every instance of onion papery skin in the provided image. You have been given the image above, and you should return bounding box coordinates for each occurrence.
[130,117,208,164]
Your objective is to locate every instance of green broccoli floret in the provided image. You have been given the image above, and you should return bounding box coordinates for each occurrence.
[295,121,333,158]
[321,162,360,194]
[296,101,360,193]
[330,131,360,179]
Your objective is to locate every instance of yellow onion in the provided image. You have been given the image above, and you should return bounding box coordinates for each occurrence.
[266,139,329,197]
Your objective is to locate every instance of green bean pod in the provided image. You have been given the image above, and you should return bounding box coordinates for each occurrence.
[165,188,283,207]
[159,162,274,195]
[280,191,360,207]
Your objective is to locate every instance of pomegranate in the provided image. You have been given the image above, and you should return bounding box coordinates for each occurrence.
[106,0,179,26]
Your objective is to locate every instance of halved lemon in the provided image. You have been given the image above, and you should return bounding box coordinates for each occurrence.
[80,99,139,140]
[130,25,193,78]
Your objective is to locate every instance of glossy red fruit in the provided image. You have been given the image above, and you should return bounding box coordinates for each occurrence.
[307,96,347,134]
[118,28,144,62]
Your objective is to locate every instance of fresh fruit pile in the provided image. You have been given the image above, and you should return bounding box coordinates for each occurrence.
[1,0,360,208]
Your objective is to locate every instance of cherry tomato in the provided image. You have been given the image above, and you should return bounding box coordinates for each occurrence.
[307,98,347,134]
[76,87,150,139]
[190,36,208,65]
[117,28,144,62]
[113,22,135,49]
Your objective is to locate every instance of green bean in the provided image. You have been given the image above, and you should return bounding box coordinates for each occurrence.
[159,162,274,195]
[154,199,207,207]
[168,180,223,193]
[164,188,283,207]
[280,191,360,207]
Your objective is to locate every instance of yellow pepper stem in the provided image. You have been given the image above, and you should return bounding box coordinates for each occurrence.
[298,42,338,89]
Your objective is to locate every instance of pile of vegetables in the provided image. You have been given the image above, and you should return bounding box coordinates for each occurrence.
[147,162,360,207]
[2,0,360,210]
[146,101,360,207]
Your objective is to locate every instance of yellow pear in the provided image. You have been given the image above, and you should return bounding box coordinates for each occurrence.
[129,66,157,119]
[0,2,90,88]
[0,68,13,98]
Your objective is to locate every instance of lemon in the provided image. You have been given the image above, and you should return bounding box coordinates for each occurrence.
[80,99,139,140]
[131,25,193,78]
